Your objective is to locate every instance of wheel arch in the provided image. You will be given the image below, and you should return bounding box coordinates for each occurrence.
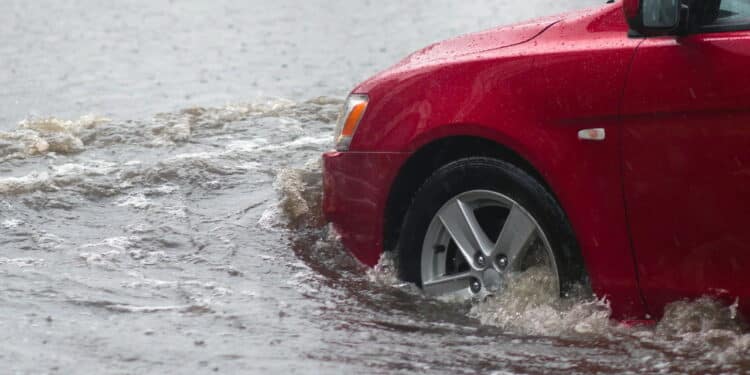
[382,134,560,255]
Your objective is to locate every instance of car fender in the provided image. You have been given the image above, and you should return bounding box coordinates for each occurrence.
[348,4,649,318]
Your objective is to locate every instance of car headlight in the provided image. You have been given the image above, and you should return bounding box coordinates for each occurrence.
[334,94,369,151]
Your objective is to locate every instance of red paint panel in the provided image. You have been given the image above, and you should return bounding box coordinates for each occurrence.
[323,151,409,266]
[622,32,750,317]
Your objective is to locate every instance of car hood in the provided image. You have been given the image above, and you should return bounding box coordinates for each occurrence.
[354,15,561,93]
[398,15,560,66]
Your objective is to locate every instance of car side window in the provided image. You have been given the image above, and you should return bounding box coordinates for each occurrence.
[695,0,750,31]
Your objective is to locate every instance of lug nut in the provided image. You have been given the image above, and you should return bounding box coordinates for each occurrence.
[475,254,487,268]
[496,254,508,270]
[469,278,482,294]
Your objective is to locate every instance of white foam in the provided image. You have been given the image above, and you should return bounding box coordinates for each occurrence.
[366,252,402,287]
[150,98,299,144]
[153,184,179,194]
[259,135,331,151]
[79,250,121,266]
[0,115,109,160]
[1,219,23,229]
[0,161,117,196]
[128,250,167,265]
[258,206,283,230]
[35,232,64,250]
[116,193,152,209]
[469,267,613,336]
[80,236,134,251]
[650,297,750,364]
[0,172,53,195]
[123,275,232,297]
[102,304,194,313]
[159,140,268,175]
[0,257,45,267]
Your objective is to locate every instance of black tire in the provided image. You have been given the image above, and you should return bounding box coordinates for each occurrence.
[396,157,585,296]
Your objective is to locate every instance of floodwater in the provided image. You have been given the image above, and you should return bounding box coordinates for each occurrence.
[1,1,748,374]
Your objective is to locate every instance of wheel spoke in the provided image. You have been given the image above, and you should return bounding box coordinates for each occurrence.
[421,189,558,301]
[438,199,494,266]
[422,272,473,296]
[493,204,537,269]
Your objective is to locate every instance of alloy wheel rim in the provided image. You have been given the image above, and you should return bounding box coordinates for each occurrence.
[420,190,559,300]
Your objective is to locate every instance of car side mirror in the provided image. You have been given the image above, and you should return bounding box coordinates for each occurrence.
[624,0,690,36]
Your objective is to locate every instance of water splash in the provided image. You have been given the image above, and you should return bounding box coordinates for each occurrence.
[151,97,341,144]
[275,159,325,229]
[366,252,403,287]
[0,115,109,160]
[362,249,750,369]
[649,297,750,366]
[433,266,612,336]
[0,161,117,196]
[1,98,340,162]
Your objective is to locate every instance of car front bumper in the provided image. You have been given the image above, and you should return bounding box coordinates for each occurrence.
[322,151,410,266]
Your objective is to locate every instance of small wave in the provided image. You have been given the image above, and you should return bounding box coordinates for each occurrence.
[0,146,259,198]
[123,275,233,297]
[127,250,168,265]
[0,257,45,267]
[103,304,192,313]
[0,161,116,196]
[79,250,122,267]
[1,97,340,162]
[658,297,746,335]
[32,231,65,250]
[1,218,23,229]
[259,135,332,152]
[151,97,341,144]
[116,193,153,209]
[80,237,136,251]
[650,297,750,365]
[70,300,212,314]
[78,237,144,268]
[0,115,109,161]
[155,98,297,136]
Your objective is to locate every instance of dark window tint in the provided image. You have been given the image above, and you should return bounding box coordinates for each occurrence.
[696,0,750,29]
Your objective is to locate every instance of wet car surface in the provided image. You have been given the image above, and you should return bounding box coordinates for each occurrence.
[1,0,749,373]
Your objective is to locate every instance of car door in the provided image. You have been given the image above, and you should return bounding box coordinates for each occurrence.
[621,0,750,316]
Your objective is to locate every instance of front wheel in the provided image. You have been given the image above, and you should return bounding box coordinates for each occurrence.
[396,157,584,300]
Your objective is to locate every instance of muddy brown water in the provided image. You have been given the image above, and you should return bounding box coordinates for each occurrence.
[1,1,749,374]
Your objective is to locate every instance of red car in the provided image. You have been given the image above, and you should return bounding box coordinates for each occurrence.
[322,0,750,320]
